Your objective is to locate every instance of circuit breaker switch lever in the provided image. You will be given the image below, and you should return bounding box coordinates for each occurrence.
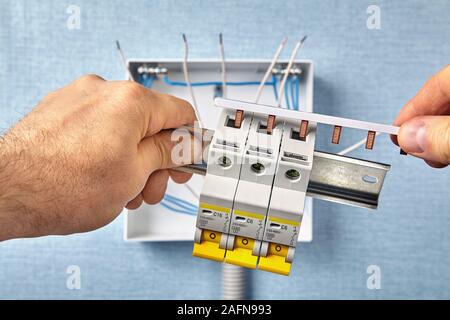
[192,229,226,262]
[258,243,292,276]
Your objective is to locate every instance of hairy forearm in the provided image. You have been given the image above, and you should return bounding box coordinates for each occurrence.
[0,126,87,241]
[0,133,32,241]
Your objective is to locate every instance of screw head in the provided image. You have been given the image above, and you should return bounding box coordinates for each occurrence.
[251,162,265,174]
[285,169,300,180]
[218,156,231,168]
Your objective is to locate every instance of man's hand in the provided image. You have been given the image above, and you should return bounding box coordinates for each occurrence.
[393,65,450,168]
[0,75,196,241]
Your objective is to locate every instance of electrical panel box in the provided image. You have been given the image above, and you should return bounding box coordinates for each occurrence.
[123,59,314,243]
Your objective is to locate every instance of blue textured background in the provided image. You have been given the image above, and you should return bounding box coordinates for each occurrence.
[1,0,449,299]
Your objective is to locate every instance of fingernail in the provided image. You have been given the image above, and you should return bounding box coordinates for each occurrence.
[401,119,427,153]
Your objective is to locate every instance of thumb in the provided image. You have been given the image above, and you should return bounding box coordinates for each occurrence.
[398,115,450,166]
[138,128,203,175]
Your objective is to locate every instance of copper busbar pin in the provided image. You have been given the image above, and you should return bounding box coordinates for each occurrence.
[266,115,276,135]
[365,131,376,150]
[299,120,309,141]
[332,125,342,144]
[234,110,244,128]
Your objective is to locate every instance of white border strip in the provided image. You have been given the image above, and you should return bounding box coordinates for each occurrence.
[215,98,399,135]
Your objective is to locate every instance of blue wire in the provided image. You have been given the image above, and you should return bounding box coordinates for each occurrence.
[141,75,155,88]
[284,77,291,109]
[162,194,199,216]
[164,194,198,211]
[291,76,295,110]
[290,77,297,110]
[161,199,197,214]
[271,75,278,101]
[163,75,275,87]
[295,76,300,110]
[160,201,197,215]
[163,199,196,212]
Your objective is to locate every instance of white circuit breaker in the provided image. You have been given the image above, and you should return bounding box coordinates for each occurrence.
[193,108,251,262]
[258,120,316,275]
[224,113,283,269]
[191,94,396,275]
[193,97,316,275]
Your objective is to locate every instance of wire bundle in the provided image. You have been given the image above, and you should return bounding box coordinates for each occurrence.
[140,74,155,88]
[160,194,198,216]
[161,75,277,88]
[280,75,300,110]
[140,73,300,111]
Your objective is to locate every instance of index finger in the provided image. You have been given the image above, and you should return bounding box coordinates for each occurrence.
[142,90,197,137]
[394,65,450,126]
[109,81,197,139]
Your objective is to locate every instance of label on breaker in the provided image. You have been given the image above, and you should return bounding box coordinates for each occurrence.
[197,203,231,234]
[263,216,300,247]
[229,209,266,240]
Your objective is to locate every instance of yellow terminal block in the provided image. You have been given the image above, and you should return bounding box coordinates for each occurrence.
[258,243,292,276]
[224,236,258,269]
[192,229,226,262]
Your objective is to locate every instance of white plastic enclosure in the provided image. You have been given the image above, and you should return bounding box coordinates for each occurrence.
[123,59,314,242]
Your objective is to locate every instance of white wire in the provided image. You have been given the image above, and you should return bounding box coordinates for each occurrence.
[185,182,200,199]
[254,37,288,103]
[115,40,135,82]
[276,36,307,108]
[337,132,381,155]
[182,34,204,128]
[219,33,227,98]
